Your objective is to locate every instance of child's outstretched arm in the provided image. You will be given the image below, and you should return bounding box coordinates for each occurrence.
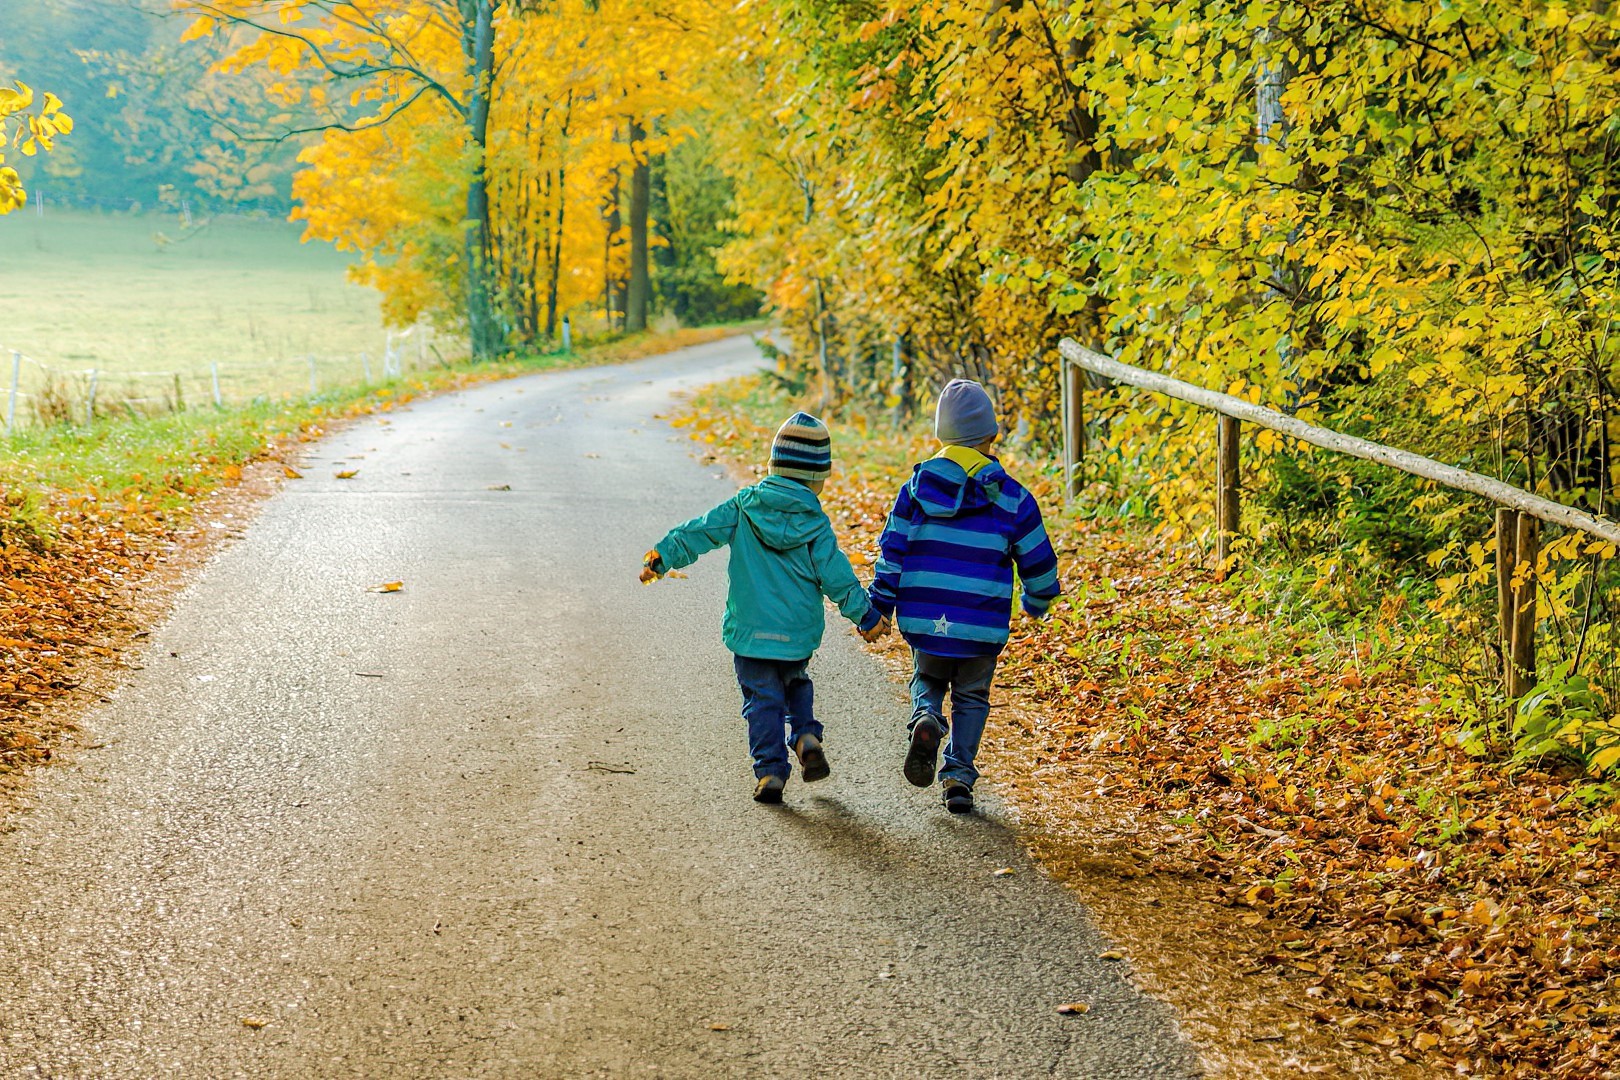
[867,486,913,620]
[1010,489,1062,616]
[809,527,885,638]
[641,496,740,582]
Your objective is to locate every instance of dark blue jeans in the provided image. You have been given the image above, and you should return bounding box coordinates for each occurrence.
[909,650,999,787]
[733,655,819,780]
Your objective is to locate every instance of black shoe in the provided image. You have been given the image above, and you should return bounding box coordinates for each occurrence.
[795,733,830,783]
[942,779,974,814]
[753,775,786,804]
[903,719,943,788]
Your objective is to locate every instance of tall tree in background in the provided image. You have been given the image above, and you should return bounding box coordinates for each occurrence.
[177,0,507,357]
[624,116,651,332]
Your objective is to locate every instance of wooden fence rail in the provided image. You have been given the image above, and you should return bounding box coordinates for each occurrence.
[1057,338,1620,697]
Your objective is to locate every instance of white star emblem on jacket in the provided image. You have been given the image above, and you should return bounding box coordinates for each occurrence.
[933,613,952,636]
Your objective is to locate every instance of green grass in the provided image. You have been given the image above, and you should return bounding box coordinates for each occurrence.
[0,208,400,410]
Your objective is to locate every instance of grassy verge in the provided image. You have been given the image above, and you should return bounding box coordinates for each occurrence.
[0,323,757,780]
[679,373,1620,1080]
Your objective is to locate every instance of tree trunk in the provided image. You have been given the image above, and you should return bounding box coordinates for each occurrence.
[604,166,623,330]
[462,0,500,359]
[625,118,651,333]
[544,92,572,341]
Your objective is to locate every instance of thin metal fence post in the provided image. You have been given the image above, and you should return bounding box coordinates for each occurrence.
[211,362,222,408]
[7,350,19,435]
[86,369,98,425]
[362,351,373,383]
[562,316,572,354]
[308,355,317,395]
[890,334,908,429]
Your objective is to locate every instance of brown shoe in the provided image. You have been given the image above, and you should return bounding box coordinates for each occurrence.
[795,733,830,782]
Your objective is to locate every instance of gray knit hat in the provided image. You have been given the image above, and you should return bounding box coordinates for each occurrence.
[934,379,998,446]
[768,411,832,481]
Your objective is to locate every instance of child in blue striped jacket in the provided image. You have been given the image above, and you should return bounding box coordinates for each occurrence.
[867,379,1061,813]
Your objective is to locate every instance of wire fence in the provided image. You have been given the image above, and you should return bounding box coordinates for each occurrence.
[1,325,448,436]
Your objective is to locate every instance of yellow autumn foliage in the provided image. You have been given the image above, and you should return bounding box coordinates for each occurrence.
[0,81,73,215]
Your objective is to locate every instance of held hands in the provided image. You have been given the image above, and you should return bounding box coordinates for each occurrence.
[859,617,892,643]
[639,549,663,584]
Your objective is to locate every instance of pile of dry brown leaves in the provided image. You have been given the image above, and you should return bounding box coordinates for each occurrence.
[686,390,1619,1079]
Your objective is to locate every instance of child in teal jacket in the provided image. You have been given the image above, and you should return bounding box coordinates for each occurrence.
[640,412,888,803]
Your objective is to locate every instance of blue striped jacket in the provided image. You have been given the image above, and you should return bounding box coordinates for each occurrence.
[868,447,1061,658]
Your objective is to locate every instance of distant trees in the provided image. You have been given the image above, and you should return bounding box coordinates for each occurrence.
[173,0,757,356]
[0,1,294,213]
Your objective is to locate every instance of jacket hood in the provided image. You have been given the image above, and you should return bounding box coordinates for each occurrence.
[736,475,826,551]
[907,452,1007,519]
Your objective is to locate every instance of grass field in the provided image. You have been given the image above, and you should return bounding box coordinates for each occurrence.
[0,209,406,415]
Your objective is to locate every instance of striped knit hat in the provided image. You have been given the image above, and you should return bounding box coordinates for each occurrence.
[768,412,833,481]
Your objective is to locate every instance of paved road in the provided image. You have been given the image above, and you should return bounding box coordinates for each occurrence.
[0,337,1200,1078]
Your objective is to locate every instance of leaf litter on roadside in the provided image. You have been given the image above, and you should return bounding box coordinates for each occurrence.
[679,379,1620,1080]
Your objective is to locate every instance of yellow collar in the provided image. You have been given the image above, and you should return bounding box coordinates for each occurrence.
[934,444,994,477]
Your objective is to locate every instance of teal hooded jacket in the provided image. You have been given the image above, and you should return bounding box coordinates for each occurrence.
[653,475,882,660]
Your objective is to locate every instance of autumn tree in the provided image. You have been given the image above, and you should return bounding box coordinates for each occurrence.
[177,0,507,357]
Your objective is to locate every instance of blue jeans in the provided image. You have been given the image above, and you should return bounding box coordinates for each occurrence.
[909,650,999,787]
[733,655,819,780]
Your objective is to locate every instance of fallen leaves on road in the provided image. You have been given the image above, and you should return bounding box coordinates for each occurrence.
[1055,1002,1090,1015]
[366,581,403,593]
[282,466,303,479]
[334,469,358,479]
[240,1017,269,1030]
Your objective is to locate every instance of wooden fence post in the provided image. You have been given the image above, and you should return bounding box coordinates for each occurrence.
[1216,413,1241,576]
[1060,358,1074,504]
[172,372,184,413]
[1063,358,1085,502]
[1509,513,1539,699]
[1496,507,1518,687]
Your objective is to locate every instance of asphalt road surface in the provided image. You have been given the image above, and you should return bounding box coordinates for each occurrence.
[0,336,1201,1078]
